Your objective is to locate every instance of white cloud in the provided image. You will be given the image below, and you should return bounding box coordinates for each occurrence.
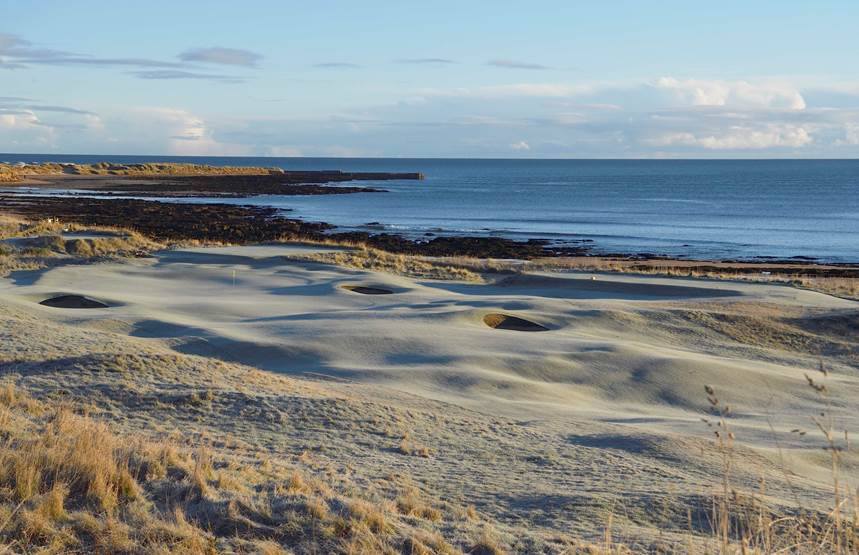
[646,124,812,150]
[421,78,809,112]
[456,115,522,126]
[840,123,859,145]
[265,146,304,157]
[549,112,586,125]
[0,109,55,148]
[0,109,40,129]
[125,107,247,155]
[6,68,859,157]
[0,104,254,155]
[578,103,623,111]
[82,113,104,131]
[0,101,104,140]
[421,83,594,99]
[510,140,530,151]
[655,77,806,110]
[487,59,550,70]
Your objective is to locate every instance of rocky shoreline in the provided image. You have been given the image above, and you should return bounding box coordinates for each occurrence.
[1,164,580,258]
[3,163,858,270]
[5,194,859,278]
[0,195,581,259]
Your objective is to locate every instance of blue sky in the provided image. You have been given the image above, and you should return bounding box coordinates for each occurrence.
[2,0,859,157]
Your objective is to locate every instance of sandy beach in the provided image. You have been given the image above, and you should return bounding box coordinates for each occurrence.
[2,237,857,551]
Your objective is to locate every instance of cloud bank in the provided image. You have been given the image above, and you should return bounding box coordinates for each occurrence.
[198,77,858,157]
[397,58,457,65]
[131,70,244,83]
[487,59,551,70]
[313,62,361,69]
[4,41,859,158]
[1,33,254,81]
[1,33,181,68]
[655,77,807,110]
[178,47,262,67]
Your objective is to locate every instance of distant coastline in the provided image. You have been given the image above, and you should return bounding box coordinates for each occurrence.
[2,156,859,264]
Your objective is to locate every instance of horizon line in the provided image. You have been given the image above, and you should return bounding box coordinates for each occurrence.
[3,152,859,162]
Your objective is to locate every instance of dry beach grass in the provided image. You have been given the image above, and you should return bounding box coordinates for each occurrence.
[294,244,484,282]
[430,255,859,302]
[0,162,279,182]
[0,385,496,554]
[0,215,161,278]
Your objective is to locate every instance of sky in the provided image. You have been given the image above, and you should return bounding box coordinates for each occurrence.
[2,0,859,158]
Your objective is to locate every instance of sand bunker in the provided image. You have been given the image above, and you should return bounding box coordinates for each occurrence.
[342,285,394,295]
[39,294,109,309]
[483,313,548,332]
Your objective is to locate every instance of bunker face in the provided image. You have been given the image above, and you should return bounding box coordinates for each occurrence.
[342,285,394,295]
[39,295,109,309]
[483,313,548,332]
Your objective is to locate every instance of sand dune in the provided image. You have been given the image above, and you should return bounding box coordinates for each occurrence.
[3,243,856,425]
[2,243,857,549]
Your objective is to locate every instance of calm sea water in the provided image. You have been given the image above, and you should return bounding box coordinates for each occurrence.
[3,154,858,262]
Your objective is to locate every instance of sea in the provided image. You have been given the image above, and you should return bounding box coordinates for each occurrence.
[3,155,858,263]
